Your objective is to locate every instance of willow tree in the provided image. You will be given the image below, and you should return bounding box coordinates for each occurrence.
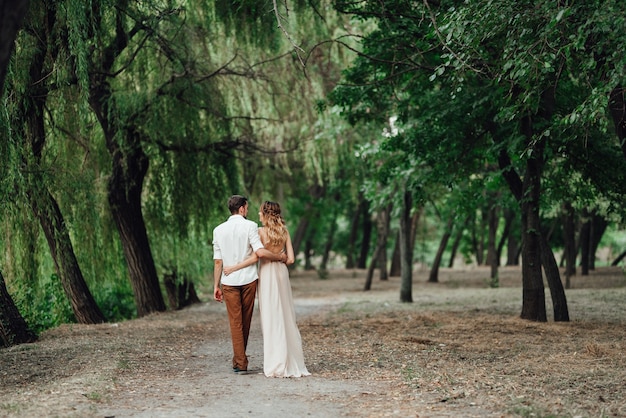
[74,0,344,315]
[0,0,37,345]
[3,1,106,324]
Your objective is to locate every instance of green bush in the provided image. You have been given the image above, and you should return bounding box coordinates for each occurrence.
[93,281,136,322]
[15,274,74,334]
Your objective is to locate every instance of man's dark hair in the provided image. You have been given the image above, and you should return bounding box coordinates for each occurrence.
[228,195,248,214]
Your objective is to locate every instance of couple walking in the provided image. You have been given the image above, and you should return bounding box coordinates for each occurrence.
[212,195,310,378]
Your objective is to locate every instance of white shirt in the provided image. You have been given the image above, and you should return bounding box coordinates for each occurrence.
[212,214,264,286]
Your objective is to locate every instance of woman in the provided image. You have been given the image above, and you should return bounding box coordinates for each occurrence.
[224,201,310,378]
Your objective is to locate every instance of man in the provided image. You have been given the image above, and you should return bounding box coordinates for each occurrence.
[212,195,285,373]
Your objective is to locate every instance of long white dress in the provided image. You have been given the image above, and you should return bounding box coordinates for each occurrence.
[257,258,310,377]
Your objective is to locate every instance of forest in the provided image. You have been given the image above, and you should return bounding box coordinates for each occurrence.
[1,0,626,348]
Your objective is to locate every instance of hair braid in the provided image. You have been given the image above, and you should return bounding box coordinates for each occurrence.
[261,201,287,247]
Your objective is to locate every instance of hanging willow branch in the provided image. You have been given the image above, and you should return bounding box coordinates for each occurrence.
[272,0,306,67]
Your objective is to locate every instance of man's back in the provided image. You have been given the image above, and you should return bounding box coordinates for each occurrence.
[213,214,263,286]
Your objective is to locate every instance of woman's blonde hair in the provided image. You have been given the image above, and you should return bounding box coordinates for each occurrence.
[260,201,287,247]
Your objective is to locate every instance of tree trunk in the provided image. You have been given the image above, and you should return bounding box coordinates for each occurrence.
[448,216,468,268]
[428,217,453,283]
[518,116,547,322]
[358,200,372,269]
[378,204,392,281]
[496,209,512,267]
[107,150,166,316]
[320,213,337,272]
[562,201,576,287]
[364,203,392,289]
[304,238,314,270]
[346,194,365,269]
[29,186,106,323]
[498,141,546,320]
[364,245,380,291]
[85,8,168,317]
[0,270,37,347]
[539,234,569,321]
[0,0,29,92]
[399,191,413,302]
[291,217,309,259]
[506,220,520,266]
[470,211,486,265]
[89,69,166,317]
[389,230,401,276]
[579,210,591,276]
[589,212,608,270]
[612,250,626,266]
[487,203,499,283]
[163,269,201,310]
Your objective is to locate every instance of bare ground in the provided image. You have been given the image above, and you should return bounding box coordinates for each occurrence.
[1,265,625,418]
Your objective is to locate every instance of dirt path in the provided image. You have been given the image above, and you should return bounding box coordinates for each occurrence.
[1,266,625,417]
[98,301,381,418]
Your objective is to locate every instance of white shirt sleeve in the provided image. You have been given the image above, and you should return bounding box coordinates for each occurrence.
[249,222,264,253]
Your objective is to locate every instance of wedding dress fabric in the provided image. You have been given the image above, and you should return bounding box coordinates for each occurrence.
[257,259,310,377]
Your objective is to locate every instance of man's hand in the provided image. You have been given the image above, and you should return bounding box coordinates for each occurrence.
[280,252,288,263]
[214,287,223,303]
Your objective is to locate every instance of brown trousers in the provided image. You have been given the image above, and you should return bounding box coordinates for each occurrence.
[222,280,257,370]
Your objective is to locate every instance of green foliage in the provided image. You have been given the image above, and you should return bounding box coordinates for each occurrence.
[13,274,74,334]
[93,281,136,322]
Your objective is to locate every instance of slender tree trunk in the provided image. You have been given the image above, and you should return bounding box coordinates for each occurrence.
[345,196,364,269]
[562,202,576,287]
[580,210,591,276]
[291,217,309,259]
[364,203,392,288]
[589,212,608,270]
[487,203,499,282]
[28,185,106,323]
[399,191,413,302]
[0,270,37,347]
[506,219,520,266]
[428,217,453,283]
[539,234,569,321]
[358,200,372,269]
[448,216,468,268]
[378,204,392,281]
[364,245,380,291]
[320,213,337,271]
[390,230,401,276]
[470,211,485,265]
[304,238,314,270]
[612,250,626,266]
[496,208,515,266]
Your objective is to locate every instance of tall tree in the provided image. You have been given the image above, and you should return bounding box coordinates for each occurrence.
[0,0,35,345]
[7,1,105,324]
